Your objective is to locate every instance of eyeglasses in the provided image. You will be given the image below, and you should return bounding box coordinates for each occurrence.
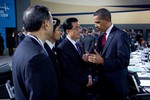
[53,20,57,25]
[55,28,63,32]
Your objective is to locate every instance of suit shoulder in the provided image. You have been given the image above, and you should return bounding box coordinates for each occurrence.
[113,26,128,35]
[57,39,68,48]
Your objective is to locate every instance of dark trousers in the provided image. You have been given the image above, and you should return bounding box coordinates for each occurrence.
[0,48,4,55]
[8,48,13,56]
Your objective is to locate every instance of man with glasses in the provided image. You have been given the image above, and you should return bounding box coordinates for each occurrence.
[12,5,58,100]
[57,17,92,100]
[44,17,62,99]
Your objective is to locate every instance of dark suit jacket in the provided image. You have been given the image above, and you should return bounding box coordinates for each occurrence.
[0,35,4,51]
[55,34,66,48]
[82,34,96,53]
[57,38,89,100]
[44,43,58,69]
[96,26,130,95]
[18,33,26,44]
[12,36,58,100]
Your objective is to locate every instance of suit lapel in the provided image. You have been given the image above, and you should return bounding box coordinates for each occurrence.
[44,43,51,54]
[101,26,117,56]
[102,33,114,55]
[66,38,81,57]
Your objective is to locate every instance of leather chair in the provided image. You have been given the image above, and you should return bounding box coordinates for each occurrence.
[0,63,12,85]
[0,63,14,99]
[135,93,150,100]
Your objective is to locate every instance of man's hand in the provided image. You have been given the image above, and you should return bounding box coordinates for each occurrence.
[82,51,89,62]
[86,75,93,87]
[88,49,104,64]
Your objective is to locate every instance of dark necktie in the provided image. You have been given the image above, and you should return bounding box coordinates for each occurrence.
[52,47,55,55]
[75,42,82,56]
[102,32,106,47]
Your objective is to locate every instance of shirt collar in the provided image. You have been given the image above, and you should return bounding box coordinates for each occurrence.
[27,34,44,48]
[105,24,114,39]
[66,35,76,48]
[45,40,55,49]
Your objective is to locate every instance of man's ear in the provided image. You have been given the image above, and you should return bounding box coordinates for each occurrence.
[43,20,49,30]
[106,17,110,22]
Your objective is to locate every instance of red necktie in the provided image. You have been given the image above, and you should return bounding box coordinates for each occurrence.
[102,32,106,47]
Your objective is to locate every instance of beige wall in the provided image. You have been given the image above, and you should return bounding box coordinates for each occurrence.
[112,11,150,24]
[30,0,150,24]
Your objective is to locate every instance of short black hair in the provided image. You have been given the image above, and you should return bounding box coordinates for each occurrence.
[82,27,87,33]
[53,17,61,32]
[94,8,111,21]
[23,5,51,32]
[87,27,94,33]
[63,17,78,33]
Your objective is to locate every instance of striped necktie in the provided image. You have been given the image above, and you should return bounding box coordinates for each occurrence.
[75,42,82,56]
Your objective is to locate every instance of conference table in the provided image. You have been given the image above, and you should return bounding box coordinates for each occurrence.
[128,48,150,92]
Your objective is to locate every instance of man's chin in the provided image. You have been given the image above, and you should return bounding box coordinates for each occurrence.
[47,32,52,37]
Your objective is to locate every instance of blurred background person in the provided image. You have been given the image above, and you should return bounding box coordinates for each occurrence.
[18,27,27,44]
[55,27,65,48]
[0,33,4,55]
[6,32,14,56]
[147,37,150,48]
[82,27,96,53]
[137,38,147,50]
[77,27,87,48]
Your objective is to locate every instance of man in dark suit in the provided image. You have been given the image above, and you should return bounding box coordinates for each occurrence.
[57,17,92,100]
[88,8,130,100]
[44,17,61,71]
[82,27,96,53]
[18,27,26,44]
[0,33,4,55]
[77,27,87,47]
[12,5,58,100]
[44,17,62,99]
[6,33,14,56]
[55,31,66,48]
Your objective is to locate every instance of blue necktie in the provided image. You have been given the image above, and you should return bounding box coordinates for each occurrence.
[75,43,82,56]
